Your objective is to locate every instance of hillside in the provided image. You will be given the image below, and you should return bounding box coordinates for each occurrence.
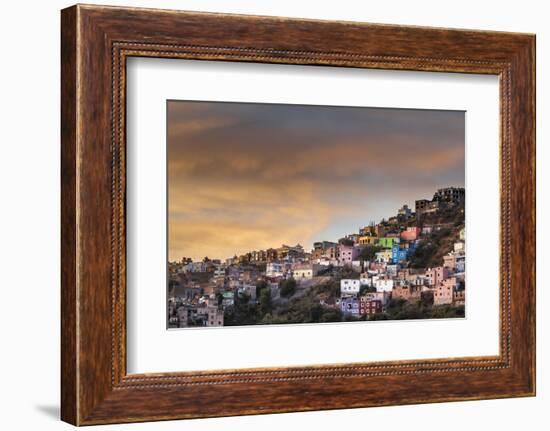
[409,203,465,269]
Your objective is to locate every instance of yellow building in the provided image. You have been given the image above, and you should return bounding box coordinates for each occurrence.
[375,249,393,263]
[358,235,378,245]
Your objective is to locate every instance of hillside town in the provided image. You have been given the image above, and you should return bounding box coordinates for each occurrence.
[168,187,466,328]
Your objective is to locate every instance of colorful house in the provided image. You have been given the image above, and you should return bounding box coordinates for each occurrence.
[338,244,360,265]
[221,291,235,307]
[434,277,457,305]
[455,253,465,273]
[266,262,285,277]
[374,277,394,293]
[392,244,408,263]
[375,249,393,263]
[453,289,466,306]
[377,237,397,249]
[358,235,378,245]
[362,291,391,306]
[392,284,422,302]
[340,279,361,296]
[360,298,383,316]
[341,297,361,317]
[400,226,421,241]
[426,266,450,287]
[291,263,322,280]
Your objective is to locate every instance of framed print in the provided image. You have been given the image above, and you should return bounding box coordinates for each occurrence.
[61,4,536,425]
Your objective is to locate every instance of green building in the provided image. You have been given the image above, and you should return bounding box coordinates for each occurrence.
[377,237,396,249]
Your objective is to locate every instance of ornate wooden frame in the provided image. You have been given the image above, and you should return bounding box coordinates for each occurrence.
[61,4,535,426]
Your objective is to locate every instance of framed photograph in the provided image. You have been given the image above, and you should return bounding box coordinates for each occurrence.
[61,4,535,425]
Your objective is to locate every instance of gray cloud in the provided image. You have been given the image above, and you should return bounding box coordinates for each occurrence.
[168,100,464,261]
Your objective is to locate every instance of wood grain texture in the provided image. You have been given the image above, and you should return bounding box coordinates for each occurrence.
[60,4,536,425]
[60,5,78,425]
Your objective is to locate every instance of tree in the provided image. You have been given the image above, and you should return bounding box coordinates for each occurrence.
[359,285,376,295]
[224,293,258,326]
[216,292,223,307]
[259,288,272,315]
[312,279,340,297]
[320,309,343,322]
[409,241,436,268]
[279,278,297,298]
[338,266,360,280]
[309,304,324,322]
[359,245,382,261]
[317,264,334,276]
[255,280,268,298]
[236,292,251,305]
[368,312,389,321]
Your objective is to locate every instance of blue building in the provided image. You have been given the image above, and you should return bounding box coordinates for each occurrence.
[392,243,417,263]
[341,297,361,317]
[455,254,466,273]
[392,245,408,263]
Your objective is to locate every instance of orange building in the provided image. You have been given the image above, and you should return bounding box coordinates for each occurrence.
[400,226,421,241]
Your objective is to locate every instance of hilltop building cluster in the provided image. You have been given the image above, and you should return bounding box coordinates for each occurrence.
[168,187,465,328]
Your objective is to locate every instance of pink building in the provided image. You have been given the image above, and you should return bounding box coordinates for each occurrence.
[434,277,457,305]
[400,226,421,241]
[453,289,465,306]
[338,244,359,265]
[369,261,387,272]
[392,284,422,302]
[360,298,383,316]
[426,266,449,287]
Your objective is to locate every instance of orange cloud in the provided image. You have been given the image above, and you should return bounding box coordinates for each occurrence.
[168,179,334,261]
[166,101,465,261]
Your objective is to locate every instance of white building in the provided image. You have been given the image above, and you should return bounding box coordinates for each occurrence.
[213,266,226,283]
[181,262,194,273]
[359,272,372,286]
[292,268,312,279]
[360,272,383,287]
[313,257,340,267]
[313,258,335,266]
[191,261,207,272]
[291,263,322,280]
[386,264,399,277]
[340,279,361,296]
[266,262,284,277]
[292,264,314,280]
[374,277,394,293]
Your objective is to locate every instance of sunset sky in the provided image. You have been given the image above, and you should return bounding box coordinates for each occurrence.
[167,101,464,262]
